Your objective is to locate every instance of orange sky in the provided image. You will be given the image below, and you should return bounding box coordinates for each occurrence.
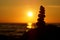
[0,0,60,23]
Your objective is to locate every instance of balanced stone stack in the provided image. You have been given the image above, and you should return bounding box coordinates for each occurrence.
[36,6,45,28]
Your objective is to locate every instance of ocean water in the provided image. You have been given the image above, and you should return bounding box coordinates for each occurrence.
[0,23,28,38]
[47,23,60,27]
[0,23,60,38]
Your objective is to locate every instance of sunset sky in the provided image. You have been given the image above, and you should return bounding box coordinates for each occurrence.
[0,0,60,23]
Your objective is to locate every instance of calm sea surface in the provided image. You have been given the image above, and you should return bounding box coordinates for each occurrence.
[0,23,60,38]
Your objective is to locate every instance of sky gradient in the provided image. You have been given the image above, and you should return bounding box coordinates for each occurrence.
[0,0,60,23]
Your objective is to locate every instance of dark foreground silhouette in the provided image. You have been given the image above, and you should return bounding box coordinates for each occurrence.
[0,24,60,40]
[20,24,60,40]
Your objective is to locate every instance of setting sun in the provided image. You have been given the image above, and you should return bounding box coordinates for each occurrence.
[28,11,33,17]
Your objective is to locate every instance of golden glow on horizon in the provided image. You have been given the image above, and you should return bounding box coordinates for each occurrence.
[0,0,60,23]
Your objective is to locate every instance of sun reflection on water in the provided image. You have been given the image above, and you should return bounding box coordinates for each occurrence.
[27,23,32,29]
[26,23,36,32]
[27,23,35,29]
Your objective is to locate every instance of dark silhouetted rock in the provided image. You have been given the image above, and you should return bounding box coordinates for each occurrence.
[36,5,46,28]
